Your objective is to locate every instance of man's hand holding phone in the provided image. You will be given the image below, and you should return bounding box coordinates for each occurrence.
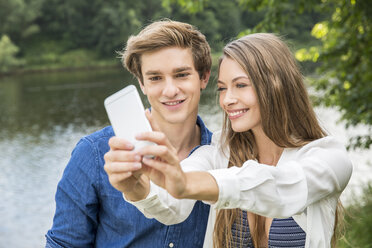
[104,137,150,201]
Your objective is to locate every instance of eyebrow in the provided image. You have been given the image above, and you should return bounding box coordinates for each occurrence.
[218,76,249,84]
[144,67,192,76]
[232,76,250,82]
[145,70,161,76]
[173,67,192,73]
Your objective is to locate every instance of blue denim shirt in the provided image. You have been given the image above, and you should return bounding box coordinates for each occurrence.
[46,116,212,248]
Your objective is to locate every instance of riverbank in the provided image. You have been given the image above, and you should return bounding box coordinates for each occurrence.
[0,58,121,77]
[0,63,122,77]
[1,51,223,78]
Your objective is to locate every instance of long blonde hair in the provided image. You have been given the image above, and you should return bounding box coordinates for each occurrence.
[213,33,341,247]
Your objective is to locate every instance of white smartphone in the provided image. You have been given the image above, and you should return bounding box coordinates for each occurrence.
[104,85,154,151]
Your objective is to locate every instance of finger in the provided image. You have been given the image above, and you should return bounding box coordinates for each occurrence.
[104,150,141,163]
[108,137,134,151]
[139,145,179,165]
[140,164,152,177]
[145,109,161,132]
[142,157,169,174]
[104,162,142,174]
[135,131,170,147]
[108,172,133,184]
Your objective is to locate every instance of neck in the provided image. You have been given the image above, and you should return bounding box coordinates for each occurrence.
[153,114,201,161]
[252,127,283,166]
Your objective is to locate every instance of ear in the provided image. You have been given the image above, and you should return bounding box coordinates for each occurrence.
[200,70,211,90]
[138,78,146,95]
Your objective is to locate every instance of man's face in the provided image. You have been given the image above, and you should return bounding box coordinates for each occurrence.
[139,47,209,126]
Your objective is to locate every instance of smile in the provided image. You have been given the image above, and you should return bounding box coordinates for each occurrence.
[163,100,185,106]
[227,109,248,119]
[228,109,248,116]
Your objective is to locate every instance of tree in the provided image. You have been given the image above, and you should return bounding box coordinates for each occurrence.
[0,0,44,41]
[293,0,372,149]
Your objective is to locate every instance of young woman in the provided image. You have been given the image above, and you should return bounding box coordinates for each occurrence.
[125,33,353,248]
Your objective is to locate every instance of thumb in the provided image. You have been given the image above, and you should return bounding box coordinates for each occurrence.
[145,109,161,132]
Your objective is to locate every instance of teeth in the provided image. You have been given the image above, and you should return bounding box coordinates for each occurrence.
[228,110,247,116]
[165,101,182,106]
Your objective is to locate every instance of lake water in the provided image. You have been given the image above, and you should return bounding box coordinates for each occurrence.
[0,68,370,247]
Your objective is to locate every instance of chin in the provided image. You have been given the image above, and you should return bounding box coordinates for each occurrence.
[231,125,250,133]
[163,113,188,124]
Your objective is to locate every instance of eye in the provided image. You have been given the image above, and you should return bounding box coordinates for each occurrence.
[217,87,226,92]
[149,76,161,81]
[236,83,248,88]
[175,72,190,78]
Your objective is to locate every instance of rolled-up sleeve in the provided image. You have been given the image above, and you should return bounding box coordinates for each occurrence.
[208,136,352,218]
[125,182,197,225]
[209,160,308,218]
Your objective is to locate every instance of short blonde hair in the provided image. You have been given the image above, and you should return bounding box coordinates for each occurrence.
[120,19,211,83]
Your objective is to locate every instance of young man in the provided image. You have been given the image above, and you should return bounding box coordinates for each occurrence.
[45,20,212,247]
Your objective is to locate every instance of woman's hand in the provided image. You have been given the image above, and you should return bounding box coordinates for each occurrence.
[135,110,188,199]
[136,110,219,202]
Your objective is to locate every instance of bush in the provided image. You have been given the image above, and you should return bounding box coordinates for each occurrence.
[338,183,372,247]
[59,49,97,67]
[0,35,24,72]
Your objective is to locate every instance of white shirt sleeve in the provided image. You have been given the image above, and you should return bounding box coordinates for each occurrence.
[126,144,221,225]
[209,136,353,218]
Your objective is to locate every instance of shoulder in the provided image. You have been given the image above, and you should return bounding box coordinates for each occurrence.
[295,136,350,160]
[291,136,353,190]
[74,126,114,152]
[82,126,114,145]
[68,126,114,166]
[303,136,346,150]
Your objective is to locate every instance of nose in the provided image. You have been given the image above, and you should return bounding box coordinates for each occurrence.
[222,89,237,106]
[162,77,179,98]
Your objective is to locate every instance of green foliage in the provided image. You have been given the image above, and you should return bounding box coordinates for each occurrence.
[164,0,256,51]
[298,0,372,150]
[162,0,208,13]
[37,0,145,56]
[0,35,24,72]
[0,0,44,41]
[0,0,259,69]
[338,184,372,248]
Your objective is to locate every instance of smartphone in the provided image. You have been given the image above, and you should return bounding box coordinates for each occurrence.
[104,85,154,151]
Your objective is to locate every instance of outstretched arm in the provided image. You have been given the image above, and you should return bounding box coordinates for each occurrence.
[139,135,352,219]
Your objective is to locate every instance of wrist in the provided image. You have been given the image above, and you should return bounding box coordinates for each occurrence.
[182,171,219,202]
[124,175,150,201]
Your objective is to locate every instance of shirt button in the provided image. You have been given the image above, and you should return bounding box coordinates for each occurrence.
[224,202,230,207]
[169,243,174,247]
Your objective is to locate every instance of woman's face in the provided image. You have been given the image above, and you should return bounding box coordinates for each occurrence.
[218,57,261,133]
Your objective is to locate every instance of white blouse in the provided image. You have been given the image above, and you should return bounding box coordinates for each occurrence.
[127,133,353,248]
